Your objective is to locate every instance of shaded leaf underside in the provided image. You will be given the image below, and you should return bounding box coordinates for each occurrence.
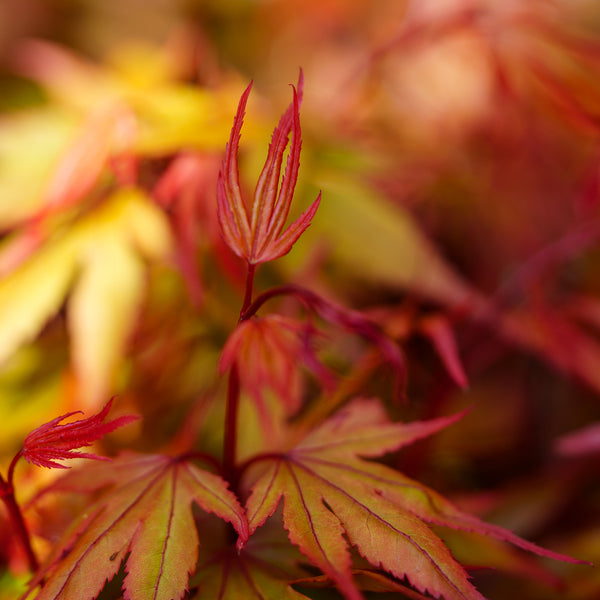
[193,552,309,600]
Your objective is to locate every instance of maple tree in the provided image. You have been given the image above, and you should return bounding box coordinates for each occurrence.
[2,1,600,599]
[0,62,591,600]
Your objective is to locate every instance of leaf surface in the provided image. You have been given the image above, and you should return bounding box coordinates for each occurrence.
[25,453,248,600]
[193,553,310,600]
[245,398,580,600]
[217,72,320,265]
[190,507,311,599]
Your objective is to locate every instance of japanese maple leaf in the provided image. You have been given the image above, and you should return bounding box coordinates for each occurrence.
[244,398,581,600]
[24,453,248,600]
[218,314,333,434]
[219,315,305,416]
[217,71,321,265]
[18,397,138,470]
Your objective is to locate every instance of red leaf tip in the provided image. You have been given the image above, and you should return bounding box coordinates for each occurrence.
[217,69,320,265]
[20,397,140,469]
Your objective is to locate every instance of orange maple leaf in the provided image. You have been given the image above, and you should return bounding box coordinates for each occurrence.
[244,398,583,600]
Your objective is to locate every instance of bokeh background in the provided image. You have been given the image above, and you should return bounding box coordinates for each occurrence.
[2,1,600,598]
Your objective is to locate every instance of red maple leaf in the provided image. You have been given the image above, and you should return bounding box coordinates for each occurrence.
[18,398,139,469]
[217,71,321,265]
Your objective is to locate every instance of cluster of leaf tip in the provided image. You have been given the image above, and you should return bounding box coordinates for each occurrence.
[217,70,321,268]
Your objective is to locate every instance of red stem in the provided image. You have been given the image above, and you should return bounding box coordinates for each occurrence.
[240,263,256,320]
[1,456,39,573]
[223,263,258,490]
[7,451,21,487]
[242,283,294,320]
[222,362,241,490]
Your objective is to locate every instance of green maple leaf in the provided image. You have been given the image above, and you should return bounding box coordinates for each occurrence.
[23,453,248,600]
[244,398,580,600]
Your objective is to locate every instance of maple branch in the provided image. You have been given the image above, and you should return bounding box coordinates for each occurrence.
[7,451,21,487]
[0,462,39,574]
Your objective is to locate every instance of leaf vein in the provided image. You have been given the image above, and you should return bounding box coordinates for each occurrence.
[285,461,340,577]
[290,458,470,599]
[53,460,170,597]
[151,465,177,600]
[247,459,282,526]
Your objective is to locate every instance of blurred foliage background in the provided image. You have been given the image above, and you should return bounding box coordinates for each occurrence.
[2,0,600,598]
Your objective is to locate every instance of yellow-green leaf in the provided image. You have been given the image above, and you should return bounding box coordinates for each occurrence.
[68,236,145,409]
[245,398,484,600]
[0,188,172,408]
[24,453,248,600]
[295,172,476,307]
